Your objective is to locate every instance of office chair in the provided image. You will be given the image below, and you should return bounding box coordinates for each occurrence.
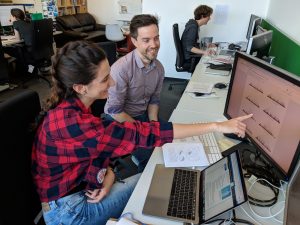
[0,90,43,225]
[22,18,54,87]
[91,41,117,117]
[168,23,201,91]
[105,24,135,57]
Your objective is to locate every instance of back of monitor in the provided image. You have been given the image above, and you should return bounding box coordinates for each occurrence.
[284,158,300,225]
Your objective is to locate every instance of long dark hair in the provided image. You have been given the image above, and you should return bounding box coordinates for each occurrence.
[45,41,106,111]
[10,8,25,21]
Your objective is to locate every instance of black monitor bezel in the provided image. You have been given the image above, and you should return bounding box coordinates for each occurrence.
[224,52,300,180]
[246,15,262,40]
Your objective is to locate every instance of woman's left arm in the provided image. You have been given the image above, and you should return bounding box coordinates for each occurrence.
[85,167,115,203]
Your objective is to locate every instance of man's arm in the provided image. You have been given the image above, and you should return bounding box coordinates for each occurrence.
[148,104,159,121]
[112,112,135,123]
[190,46,207,55]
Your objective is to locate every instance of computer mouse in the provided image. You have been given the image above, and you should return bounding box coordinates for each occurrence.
[214,83,227,89]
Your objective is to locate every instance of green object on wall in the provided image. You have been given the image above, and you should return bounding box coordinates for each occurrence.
[261,20,300,76]
[31,13,43,21]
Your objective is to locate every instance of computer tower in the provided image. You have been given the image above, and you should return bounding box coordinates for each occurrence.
[284,158,300,225]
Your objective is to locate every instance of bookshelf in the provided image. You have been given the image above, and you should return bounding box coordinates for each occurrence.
[56,0,87,16]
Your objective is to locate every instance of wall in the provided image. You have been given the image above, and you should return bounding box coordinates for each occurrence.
[266,0,300,44]
[88,0,120,24]
[87,0,269,78]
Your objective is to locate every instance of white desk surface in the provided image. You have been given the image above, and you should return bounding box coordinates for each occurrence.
[1,31,62,47]
[123,57,285,225]
[1,36,23,47]
[175,61,231,116]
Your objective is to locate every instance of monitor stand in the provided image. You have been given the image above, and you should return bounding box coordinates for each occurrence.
[222,142,284,185]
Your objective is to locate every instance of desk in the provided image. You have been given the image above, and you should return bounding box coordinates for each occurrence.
[123,57,285,225]
[1,36,23,47]
[1,31,62,47]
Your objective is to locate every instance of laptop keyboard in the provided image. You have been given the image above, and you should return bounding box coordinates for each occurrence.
[174,132,222,164]
[167,169,197,220]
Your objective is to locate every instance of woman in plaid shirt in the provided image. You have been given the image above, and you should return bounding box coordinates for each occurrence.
[32,41,251,225]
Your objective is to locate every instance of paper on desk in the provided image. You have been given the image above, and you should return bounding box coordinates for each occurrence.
[162,143,209,167]
[185,81,214,94]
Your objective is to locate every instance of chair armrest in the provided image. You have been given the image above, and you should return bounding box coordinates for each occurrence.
[95,24,106,31]
[63,30,89,38]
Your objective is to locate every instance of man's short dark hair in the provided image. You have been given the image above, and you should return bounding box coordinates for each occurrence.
[130,14,158,39]
[194,5,213,20]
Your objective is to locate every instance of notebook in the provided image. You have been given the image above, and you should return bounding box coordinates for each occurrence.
[142,150,247,224]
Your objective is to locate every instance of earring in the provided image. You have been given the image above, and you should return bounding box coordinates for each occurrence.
[83,90,87,95]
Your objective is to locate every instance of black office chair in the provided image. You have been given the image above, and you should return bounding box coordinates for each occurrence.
[168,23,201,91]
[91,41,117,117]
[22,18,54,87]
[0,90,43,225]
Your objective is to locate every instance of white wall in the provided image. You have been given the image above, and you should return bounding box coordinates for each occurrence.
[87,0,120,24]
[266,0,300,44]
[87,0,269,78]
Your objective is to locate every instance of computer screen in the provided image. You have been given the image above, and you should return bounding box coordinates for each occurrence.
[0,4,25,27]
[246,14,262,40]
[246,30,273,59]
[224,52,300,179]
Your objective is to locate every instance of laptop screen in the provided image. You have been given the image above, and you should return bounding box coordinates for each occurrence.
[202,151,247,221]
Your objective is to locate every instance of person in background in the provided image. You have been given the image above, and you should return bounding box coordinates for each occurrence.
[181,5,215,62]
[32,40,252,225]
[3,8,32,74]
[104,14,164,170]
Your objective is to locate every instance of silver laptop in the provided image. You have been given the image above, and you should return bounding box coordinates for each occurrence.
[143,150,247,224]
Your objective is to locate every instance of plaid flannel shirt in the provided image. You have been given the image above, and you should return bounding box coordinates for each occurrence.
[32,97,173,202]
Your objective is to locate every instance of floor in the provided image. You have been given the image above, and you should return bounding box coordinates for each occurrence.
[0,76,187,121]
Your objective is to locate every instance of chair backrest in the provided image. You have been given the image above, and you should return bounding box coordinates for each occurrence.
[0,40,9,84]
[105,24,125,42]
[31,18,54,60]
[0,90,42,225]
[173,23,185,71]
[96,41,117,66]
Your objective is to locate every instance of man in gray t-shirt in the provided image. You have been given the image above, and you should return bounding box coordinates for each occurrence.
[104,14,164,123]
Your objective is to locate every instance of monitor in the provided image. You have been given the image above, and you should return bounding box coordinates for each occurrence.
[0,4,25,27]
[246,14,262,40]
[246,30,273,59]
[224,52,300,180]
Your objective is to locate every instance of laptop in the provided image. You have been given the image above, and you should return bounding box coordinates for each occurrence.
[143,150,247,224]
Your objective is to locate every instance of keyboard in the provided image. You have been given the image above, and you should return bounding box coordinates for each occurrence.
[173,132,222,164]
[167,169,197,220]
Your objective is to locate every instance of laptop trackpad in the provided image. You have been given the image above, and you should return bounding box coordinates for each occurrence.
[143,165,174,217]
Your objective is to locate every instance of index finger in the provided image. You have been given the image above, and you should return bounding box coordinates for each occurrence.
[236,114,253,121]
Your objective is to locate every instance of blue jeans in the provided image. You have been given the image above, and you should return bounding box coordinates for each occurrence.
[42,173,141,225]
